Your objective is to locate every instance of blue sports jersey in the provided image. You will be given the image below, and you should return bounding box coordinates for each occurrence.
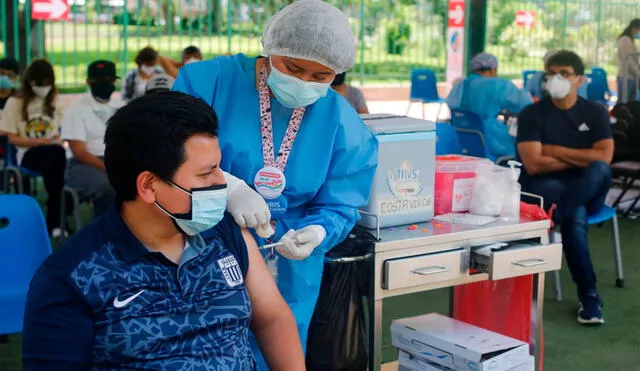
[22,207,256,371]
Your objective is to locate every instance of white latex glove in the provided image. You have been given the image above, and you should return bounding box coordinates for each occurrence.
[224,171,273,238]
[277,225,327,260]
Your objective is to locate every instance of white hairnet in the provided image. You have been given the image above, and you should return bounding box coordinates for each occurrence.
[262,0,356,73]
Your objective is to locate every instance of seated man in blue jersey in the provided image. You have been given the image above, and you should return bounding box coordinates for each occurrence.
[22,92,305,370]
[447,52,533,158]
[517,50,614,325]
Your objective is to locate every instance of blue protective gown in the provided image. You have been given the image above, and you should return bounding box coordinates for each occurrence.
[173,54,378,369]
[446,74,533,157]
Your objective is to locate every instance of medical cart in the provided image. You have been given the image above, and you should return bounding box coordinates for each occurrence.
[367,216,560,371]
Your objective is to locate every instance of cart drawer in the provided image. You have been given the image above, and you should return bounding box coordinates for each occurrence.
[383,249,467,290]
[472,243,562,281]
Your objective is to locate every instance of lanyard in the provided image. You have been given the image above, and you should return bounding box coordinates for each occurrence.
[257,62,305,171]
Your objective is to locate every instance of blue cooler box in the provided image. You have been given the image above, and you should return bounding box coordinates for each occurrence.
[358,114,436,229]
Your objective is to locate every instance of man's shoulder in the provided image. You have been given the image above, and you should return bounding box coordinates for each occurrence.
[577,97,608,115]
[518,99,547,118]
[35,216,111,284]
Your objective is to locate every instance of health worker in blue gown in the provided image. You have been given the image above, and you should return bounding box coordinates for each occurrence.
[447,53,533,158]
[173,0,378,368]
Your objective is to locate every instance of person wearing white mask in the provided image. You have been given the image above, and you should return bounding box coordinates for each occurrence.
[173,1,378,368]
[0,59,66,237]
[517,50,614,325]
[158,45,203,79]
[121,46,163,103]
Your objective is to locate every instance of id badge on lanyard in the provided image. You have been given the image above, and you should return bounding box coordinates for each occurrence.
[253,62,305,220]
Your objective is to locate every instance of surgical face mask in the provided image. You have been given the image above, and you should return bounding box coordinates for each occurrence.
[0,75,14,90]
[266,58,331,109]
[544,74,572,100]
[184,57,200,65]
[140,65,156,76]
[90,81,115,103]
[155,181,228,236]
[31,83,52,98]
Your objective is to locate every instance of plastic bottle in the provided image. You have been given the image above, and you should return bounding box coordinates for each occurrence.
[501,160,522,220]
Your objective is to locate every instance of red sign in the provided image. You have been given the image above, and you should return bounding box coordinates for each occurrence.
[32,0,69,21]
[448,0,465,28]
[515,11,537,28]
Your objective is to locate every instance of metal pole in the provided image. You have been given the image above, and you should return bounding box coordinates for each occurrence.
[358,0,365,85]
[1,0,7,57]
[123,0,130,75]
[595,0,602,66]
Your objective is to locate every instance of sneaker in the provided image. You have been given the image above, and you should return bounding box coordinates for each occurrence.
[578,294,604,325]
[51,228,68,239]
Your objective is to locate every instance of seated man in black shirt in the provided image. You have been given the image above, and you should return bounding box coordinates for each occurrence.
[517,50,614,325]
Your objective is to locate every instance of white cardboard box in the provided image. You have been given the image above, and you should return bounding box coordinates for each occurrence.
[391,313,531,371]
[398,349,454,370]
[398,349,535,371]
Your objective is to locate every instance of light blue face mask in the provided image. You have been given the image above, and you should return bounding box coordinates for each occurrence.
[0,75,14,90]
[155,181,228,236]
[266,58,331,109]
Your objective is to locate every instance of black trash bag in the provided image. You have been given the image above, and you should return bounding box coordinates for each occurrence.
[306,227,376,371]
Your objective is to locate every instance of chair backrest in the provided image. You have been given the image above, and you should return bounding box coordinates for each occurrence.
[522,70,540,90]
[436,122,461,155]
[4,139,18,167]
[587,67,609,104]
[409,69,440,102]
[449,109,489,158]
[0,194,52,334]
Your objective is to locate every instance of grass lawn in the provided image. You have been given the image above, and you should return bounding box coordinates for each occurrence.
[1,186,639,370]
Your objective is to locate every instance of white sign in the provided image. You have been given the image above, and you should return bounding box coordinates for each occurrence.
[446,0,466,86]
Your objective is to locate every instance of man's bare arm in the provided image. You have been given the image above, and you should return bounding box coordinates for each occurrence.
[242,229,305,371]
[542,139,614,168]
[517,141,572,175]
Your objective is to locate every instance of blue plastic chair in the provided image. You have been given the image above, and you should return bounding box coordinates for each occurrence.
[406,69,446,120]
[449,109,494,159]
[2,137,42,194]
[0,194,52,335]
[553,205,624,301]
[435,122,461,155]
[587,67,616,106]
[522,70,541,94]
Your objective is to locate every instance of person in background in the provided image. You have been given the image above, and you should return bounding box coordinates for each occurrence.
[0,57,20,117]
[121,46,163,102]
[617,19,640,103]
[0,59,66,237]
[447,52,533,158]
[61,60,122,218]
[527,50,589,102]
[173,1,378,368]
[517,50,613,325]
[331,72,369,114]
[158,45,203,79]
[145,73,175,94]
[22,92,305,370]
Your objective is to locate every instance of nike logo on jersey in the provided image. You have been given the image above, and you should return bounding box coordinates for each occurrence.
[113,289,145,308]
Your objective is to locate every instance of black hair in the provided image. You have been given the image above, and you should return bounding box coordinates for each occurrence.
[546,50,585,76]
[619,19,640,39]
[182,45,201,57]
[135,46,158,66]
[331,72,347,87]
[104,91,219,204]
[0,57,20,74]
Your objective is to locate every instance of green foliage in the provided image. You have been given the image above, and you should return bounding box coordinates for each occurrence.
[385,19,411,55]
[499,23,554,61]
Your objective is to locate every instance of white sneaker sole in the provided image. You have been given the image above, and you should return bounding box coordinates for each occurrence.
[577,315,605,325]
